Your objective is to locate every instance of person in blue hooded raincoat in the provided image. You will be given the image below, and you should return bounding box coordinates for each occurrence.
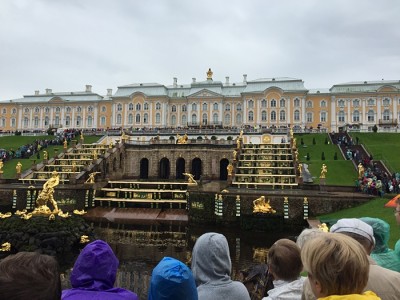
[148,256,198,300]
[62,240,139,300]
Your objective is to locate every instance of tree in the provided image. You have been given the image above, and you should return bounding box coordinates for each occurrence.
[301,138,304,146]
[312,137,316,145]
[334,152,338,160]
[321,152,325,160]
[306,153,310,161]
[324,137,328,144]
[372,125,378,133]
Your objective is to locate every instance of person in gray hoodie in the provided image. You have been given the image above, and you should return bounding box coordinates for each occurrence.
[191,232,251,300]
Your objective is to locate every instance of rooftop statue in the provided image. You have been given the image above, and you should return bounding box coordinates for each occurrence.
[207,68,213,79]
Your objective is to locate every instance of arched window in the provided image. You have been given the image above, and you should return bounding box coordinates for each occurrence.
[236,113,242,125]
[182,104,187,112]
[100,116,106,126]
[261,110,267,121]
[192,103,197,111]
[307,112,313,122]
[202,103,207,111]
[368,98,375,106]
[338,111,345,122]
[367,110,374,122]
[248,111,254,122]
[116,114,122,124]
[56,107,61,113]
[279,110,286,121]
[261,99,267,108]
[45,107,50,113]
[34,117,39,127]
[66,116,70,126]
[213,103,218,110]
[34,107,40,113]
[213,113,218,124]
[320,100,326,108]
[338,100,345,108]
[2,108,6,114]
[307,101,313,108]
[280,98,285,107]
[44,116,49,126]
[136,103,141,111]
[128,103,134,111]
[353,99,360,107]
[270,99,276,107]
[191,113,197,125]
[55,116,60,126]
[181,115,187,125]
[117,104,122,111]
[24,108,29,113]
[66,107,71,113]
[144,103,149,110]
[224,114,231,125]
[128,114,133,124]
[143,113,148,124]
[353,111,360,122]
[23,117,29,127]
[248,100,254,109]
[294,110,300,121]
[12,108,17,114]
[156,103,161,110]
[383,98,390,106]
[225,104,231,111]
[294,98,300,107]
[171,115,176,125]
[172,105,177,112]
[271,111,276,121]
[11,118,16,127]
[383,109,390,121]
[76,116,81,126]
[202,113,208,125]
[87,116,93,127]
[101,106,106,112]
[135,113,140,123]
[320,112,327,122]
[88,106,93,113]
[237,104,242,111]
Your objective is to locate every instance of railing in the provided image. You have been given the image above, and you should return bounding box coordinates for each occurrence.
[378,119,398,125]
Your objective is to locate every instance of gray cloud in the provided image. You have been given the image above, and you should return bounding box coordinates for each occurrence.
[1,0,399,99]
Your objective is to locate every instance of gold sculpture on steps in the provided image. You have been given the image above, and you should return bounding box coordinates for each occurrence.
[253,196,276,214]
[33,171,60,214]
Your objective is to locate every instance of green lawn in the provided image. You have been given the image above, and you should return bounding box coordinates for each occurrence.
[295,133,357,186]
[318,196,400,249]
[0,135,102,178]
[350,133,400,173]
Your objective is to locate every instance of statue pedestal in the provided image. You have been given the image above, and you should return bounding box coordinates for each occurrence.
[319,178,326,192]
[43,159,48,165]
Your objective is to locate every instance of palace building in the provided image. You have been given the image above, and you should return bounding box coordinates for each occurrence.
[0,69,399,133]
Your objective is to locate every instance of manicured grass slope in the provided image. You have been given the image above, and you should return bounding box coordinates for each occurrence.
[0,135,102,178]
[318,196,400,249]
[350,132,400,172]
[295,133,356,186]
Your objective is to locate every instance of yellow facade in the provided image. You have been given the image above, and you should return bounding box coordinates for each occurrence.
[0,74,399,133]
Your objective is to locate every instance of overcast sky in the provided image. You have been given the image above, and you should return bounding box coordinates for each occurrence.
[1,0,399,100]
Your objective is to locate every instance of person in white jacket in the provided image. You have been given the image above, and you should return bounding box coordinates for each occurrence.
[263,239,305,300]
[191,232,250,300]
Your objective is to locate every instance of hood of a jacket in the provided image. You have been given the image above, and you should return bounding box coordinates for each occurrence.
[191,232,232,286]
[70,240,118,291]
[149,256,198,300]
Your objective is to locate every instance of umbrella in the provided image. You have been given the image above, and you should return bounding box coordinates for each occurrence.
[384,194,400,208]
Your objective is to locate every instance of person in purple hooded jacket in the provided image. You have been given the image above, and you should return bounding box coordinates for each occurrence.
[62,240,139,300]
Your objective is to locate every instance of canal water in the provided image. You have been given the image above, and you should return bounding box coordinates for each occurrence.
[61,220,302,299]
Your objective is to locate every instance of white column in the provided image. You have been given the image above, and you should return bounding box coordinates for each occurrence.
[219,100,223,125]
[377,97,381,123]
[347,98,351,124]
[330,96,336,131]
[287,97,291,125]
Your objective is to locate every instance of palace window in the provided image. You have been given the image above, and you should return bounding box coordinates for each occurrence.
[44,117,49,126]
[248,111,254,122]
[12,108,17,114]
[248,100,254,109]
[271,111,276,121]
[11,118,16,127]
[144,103,149,110]
[55,107,61,113]
[45,107,50,113]
[367,110,375,122]
[280,98,285,108]
[320,112,327,122]
[383,98,390,106]
[320,100,326,108]
[76,116,81,126]
[181,115,187,125]
[24,108,29,113]
[367,98,375,106]
[87,116,93,127]
[383,109,390,121]
[202,103,207,111]
[224,114,231,124]
[192,113,197,125]
[213,113,218,124]
[23,117,29,127]
[55,116,60,126]
[202,113,208,125]
[225,104,231,111]
[261,110,267,121]
[1,118,5,127]
[172,105,177,112]
[116,114,122,125]
[236,113,242,125]
[128,103,134,111]
[270,99,276,108]
[307,101,313,108]
[156,113,161,124]
[88,106,93,113]
[353,111,360,122]
[101,106,106,112]
[237,104,242,111]
[156,103,161,110]
[144,113,148,124]
[338,100,345,108]
[117,104,122,111]
[66,107,71,113]
[294,110,300,121]
[128,114,133,124]
[280,110,286,121]
[261,99,267,108]
[171,115,176,126]
[192,103,197,111]
[213,103,219,110]
[77,106,82,112]
[2,108,6,114]
[35,107,40,113]
[136,114,140,123]
[182,105,187,112]
[136,103,141,111]
[66,116,70,126]
[307,112,313,123]
[100,116,106,126]
[294,98,300,107]
[33,117,39,127]
[338,111,345,122]
[353,99,360,107]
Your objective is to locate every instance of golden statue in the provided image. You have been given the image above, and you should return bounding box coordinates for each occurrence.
[253,196,276,214]
[292,137,297,149]
[0,212,12,219]
[93,150,98,160]
[20,212,32,220]
[236,137,241,149]
[63,139,68,149]
[80,132,84,141]
[34,171,60,214]
[121,131,128,142]
[109,141,113,149]
[233,150,237,160]
[289,127,294,139]
[294,150,299,161]
[16,161,22,174]
[318,223,329,232]
[0,242,11,252]
[183,172,197,185]
[206,68,213,79]
[0,159,3,173]
[298,163,303,177]
[58,210,70,218]
[80,235,90,244]
[239,130,244,139]
[227,163,234,176]
[71,161,77,172]
[320,164,328,179]
[73,209,87,215]
[43,150,48,160]
[85,172,100,183]
[358,163,365,179]
[177,133,188,144]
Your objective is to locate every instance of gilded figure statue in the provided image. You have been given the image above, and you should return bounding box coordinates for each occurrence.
[0,159,3,173]
[63,139,68,149]
[236,137,241,149]
[15,161,22,174]
[93,150,98,160]
[34,171,60,214]
[318,223,329,232]
[183,172,197,185]
[358,163,365,179]
[206,68,213,79]
[292,137,297,149]
[298,163,303,177]
[85,172,100,183]
[233,150,237,160]
[43,150,48,160]
[0,242,11,252]
[289,127,294,139]
[320,164,328,179]
[253,196,276,214]
[177,133,188,144]
[227,163,234,176]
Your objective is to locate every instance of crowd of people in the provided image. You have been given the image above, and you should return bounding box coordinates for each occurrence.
[2,198,400,300]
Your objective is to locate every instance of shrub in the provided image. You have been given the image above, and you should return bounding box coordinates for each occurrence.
[227,136,233,141]
[334,152,338,160]
[14,130,22,136]
[372,125,378,133]
[301,138,304,146]
[169,136,175,140]
[321,152,325,160]
[211,136,217,140]
[306,153,310,161]
[197,136,203,140]
[312,137,316,145]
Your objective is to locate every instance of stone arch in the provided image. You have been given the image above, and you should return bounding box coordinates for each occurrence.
[159,157,170,179]
[220,158,229,180]
[140,158,149,179]
[176,157,185,179]
[191,157,202,180]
